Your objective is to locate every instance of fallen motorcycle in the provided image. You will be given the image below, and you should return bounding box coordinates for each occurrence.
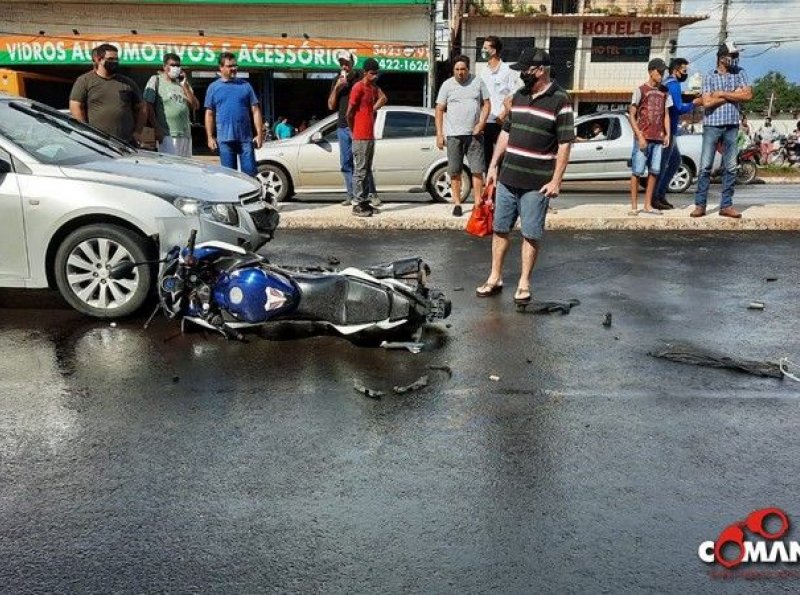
[111,230,451,344]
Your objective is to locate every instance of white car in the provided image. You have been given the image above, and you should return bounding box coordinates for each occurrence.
[254,106,715,202]
[0,96,278,318]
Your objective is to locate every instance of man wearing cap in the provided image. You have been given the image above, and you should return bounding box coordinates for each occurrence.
[346,57,387,217]
[628,58,673,216]
[476,47,574,306]
[328,52,383,208]
[692,42,752,218]
[652,57,703,210]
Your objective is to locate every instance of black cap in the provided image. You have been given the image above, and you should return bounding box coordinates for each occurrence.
[337,51,356,67]
[510,47,551,71]
[717,41,740,57]
[648,58,667,73]
[362,57,380,72]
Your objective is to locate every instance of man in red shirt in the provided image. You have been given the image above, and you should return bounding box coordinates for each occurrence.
[346,58,387,217]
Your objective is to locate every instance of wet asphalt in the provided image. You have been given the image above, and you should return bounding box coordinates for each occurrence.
[2,230,800,593]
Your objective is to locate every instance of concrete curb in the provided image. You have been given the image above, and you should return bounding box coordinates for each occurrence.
[275,203,800,231]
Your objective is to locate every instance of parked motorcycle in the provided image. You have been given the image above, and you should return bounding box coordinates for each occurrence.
[766,134,800,167]
[710,143,759,185]
[111,230,451,344]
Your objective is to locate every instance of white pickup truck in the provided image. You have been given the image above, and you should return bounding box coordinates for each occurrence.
[568,111,717,193]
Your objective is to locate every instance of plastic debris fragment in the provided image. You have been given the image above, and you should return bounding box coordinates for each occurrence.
[393,375,429,394]
[380,341,424,354]
[353,381,385,399]
[649,343,783,378]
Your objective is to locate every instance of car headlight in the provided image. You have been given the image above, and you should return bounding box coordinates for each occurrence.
[174,197,202,216]
[201,203,239,226]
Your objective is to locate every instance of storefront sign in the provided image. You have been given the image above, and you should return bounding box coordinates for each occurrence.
[0,34,429,72]
[582,20,662,36]
[590,37,652,62]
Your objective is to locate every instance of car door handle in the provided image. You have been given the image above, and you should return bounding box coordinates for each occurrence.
[421,147,432,151]
[595,146,604,150]
[28,199,40,205]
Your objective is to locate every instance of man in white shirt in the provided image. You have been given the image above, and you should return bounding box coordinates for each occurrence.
[479,36,520,171]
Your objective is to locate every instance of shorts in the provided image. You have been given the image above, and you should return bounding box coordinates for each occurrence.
[446,134,485,175]
[631,140,663,177]
[493,182,549,240]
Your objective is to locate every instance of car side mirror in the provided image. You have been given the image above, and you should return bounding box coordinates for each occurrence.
[0,160,11,175]
[310,132,323,143]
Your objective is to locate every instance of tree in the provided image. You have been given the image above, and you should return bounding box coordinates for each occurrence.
[748,71,800,116]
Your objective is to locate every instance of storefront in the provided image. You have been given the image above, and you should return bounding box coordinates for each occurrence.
[0,0,432,130]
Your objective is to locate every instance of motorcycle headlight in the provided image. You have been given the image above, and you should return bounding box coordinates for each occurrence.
[201,203,239,226]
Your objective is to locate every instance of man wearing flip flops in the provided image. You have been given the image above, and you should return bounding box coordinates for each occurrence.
[475,47,574,306]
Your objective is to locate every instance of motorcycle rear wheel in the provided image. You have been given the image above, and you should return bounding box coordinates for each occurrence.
[737,160,757,185]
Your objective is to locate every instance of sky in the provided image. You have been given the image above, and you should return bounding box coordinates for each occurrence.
[678,0,800,84]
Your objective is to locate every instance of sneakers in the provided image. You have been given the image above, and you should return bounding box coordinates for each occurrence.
[452,204,463,217]
[369,193,382,207]
[719,206,742,219]
[352,202,374,217]
[652,199,673,210]
[690,206,706,218]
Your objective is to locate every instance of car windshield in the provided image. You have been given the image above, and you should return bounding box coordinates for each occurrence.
[1,102,133,165]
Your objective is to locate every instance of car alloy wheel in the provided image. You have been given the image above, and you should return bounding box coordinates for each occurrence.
[668,162,693,193]
[54,224,152,318]
[429,164,471,202]
[256,163,291,202]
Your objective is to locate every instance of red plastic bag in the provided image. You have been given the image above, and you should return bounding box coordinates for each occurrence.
[465,182,495,238]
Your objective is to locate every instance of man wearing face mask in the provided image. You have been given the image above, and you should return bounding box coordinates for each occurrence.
[479,36,520,171]
[691,42,752,218]
[69,44,147,146]
[476,47,574,305]
[144,53,199,157]
[652,57,702,210]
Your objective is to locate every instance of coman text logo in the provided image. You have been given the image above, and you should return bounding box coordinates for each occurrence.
[698,508,800,569]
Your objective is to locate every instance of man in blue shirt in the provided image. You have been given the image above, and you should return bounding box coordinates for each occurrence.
[691,42,752,219]
[653,57,702,210]
[204,52,263,176]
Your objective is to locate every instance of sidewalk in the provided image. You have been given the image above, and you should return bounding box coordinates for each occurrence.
[274,201,800,231]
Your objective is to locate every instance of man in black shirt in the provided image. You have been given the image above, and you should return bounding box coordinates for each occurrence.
[476,48,575,305]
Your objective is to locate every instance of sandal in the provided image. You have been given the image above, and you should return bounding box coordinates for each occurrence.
[513,287,532,305]
[476,281,503,297]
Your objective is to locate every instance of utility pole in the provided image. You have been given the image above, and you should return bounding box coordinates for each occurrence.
[719,0,730,43]
[427,0,437,108]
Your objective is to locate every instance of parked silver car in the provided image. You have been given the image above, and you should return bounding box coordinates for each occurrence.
[0,96,278,318]
[255,106,713,202]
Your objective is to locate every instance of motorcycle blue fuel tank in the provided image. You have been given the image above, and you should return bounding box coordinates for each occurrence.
[213,267,298,323]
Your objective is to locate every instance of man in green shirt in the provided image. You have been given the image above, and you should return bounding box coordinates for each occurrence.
[69,43,147,146]
[144,53,199,157]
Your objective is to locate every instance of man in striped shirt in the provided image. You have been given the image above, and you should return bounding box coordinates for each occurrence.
[476,47,575,306]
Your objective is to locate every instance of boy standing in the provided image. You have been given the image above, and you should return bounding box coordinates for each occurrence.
[628,58,672,215]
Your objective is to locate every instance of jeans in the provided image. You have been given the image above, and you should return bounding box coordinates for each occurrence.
[655,139,681,200]
[337,127,376,201]
[218,139,257,177]
[694,125,738,209]
[352,139,375,202]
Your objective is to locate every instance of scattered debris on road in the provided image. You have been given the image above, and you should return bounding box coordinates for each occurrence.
[380,341,425,354]
[747,302,765,310]
[780,358,800,382]
[393,375,429,394]
[517,298,581,315]
[427,364,453,379]
[602,312,613,327]
[489,374,500,381]
[649,343,783,378]
[353,381,385,399]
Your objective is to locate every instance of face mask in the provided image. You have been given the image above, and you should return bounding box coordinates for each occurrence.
[521,71,538,89]
[104,60,119,74]
[480,49,490,60]
[676,73,688,83]
[721,56,740,73]
[168,65,182,79]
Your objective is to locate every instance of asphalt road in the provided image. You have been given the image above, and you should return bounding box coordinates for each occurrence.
[2,230,800,593]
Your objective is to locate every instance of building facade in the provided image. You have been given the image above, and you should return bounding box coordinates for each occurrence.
[0,0,433,126]
[455,0,707,114]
